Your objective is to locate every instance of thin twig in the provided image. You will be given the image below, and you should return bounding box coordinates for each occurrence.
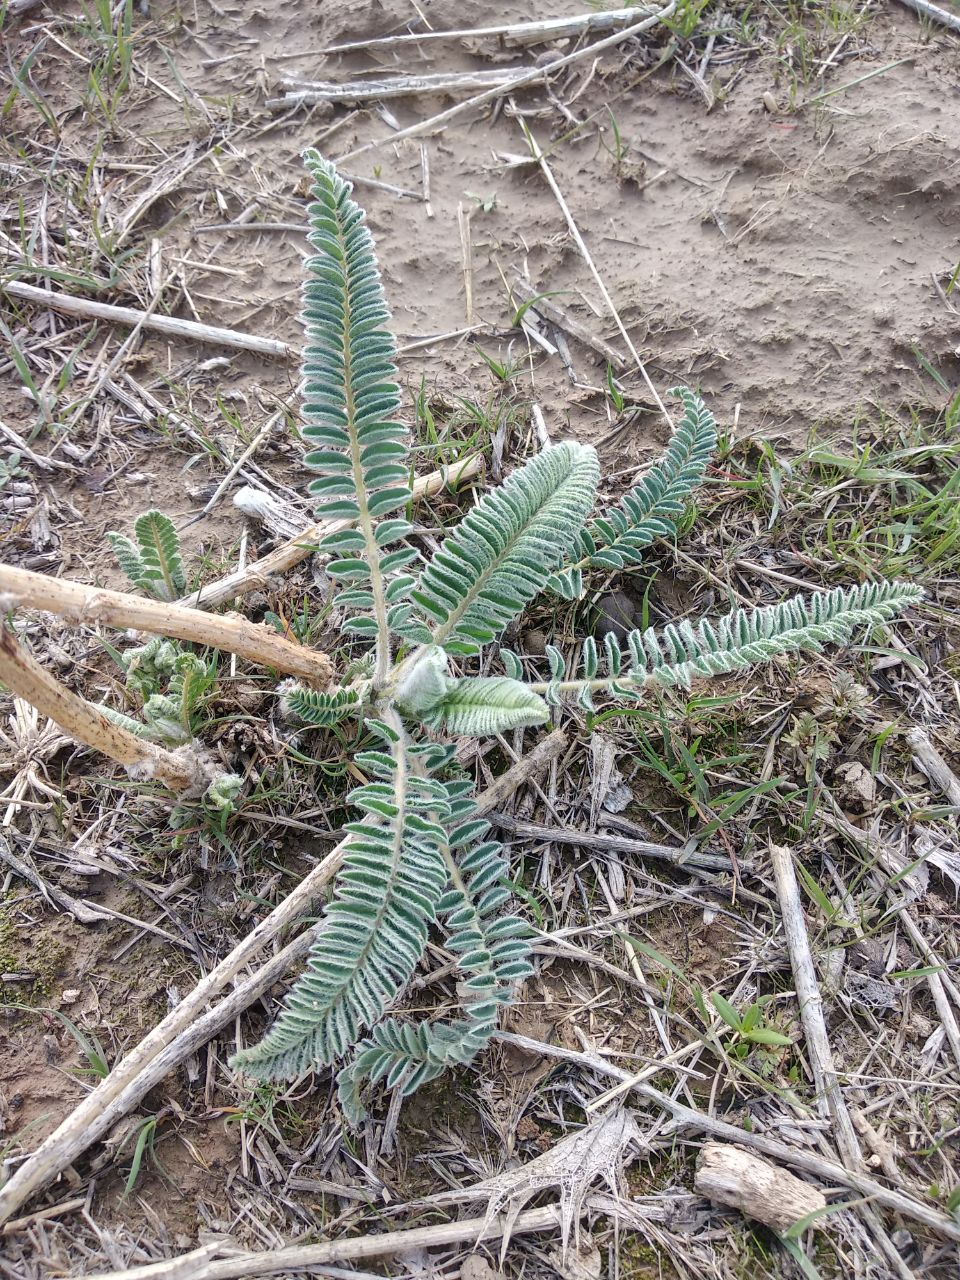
[898,911,960,1077]
[0,832,110,926]
[768,841,863,1169]
[193,412,282,520]
[490,812,739,874]
[2,281,294,359]
[0,419,77,474]
[518,122,673,430]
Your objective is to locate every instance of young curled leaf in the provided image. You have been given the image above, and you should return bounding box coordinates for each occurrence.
[422,677,550,737]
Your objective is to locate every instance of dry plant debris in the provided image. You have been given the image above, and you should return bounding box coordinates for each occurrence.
[0,1,959,1278]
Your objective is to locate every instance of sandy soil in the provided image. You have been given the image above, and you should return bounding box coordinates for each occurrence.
[1,1,959,1274]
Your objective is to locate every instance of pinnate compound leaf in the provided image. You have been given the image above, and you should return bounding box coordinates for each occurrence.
[546,387,715,596]
[133,511,186,601]
[105,533,146,591]
[230,729,449,1081]
[405,440,600,654]
[283,686,360,727]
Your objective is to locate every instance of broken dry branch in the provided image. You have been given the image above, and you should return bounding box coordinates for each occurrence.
[768,841,863,1170]
[0,629,206,794]
[337,2,677,162]
[186,454,484,609]
[0,564,333,686]
[270,68,531,110]
[695,1142,827,1234]
[906,726,960,808]
[2,282,294,359]
[0,732,566,1224]
[321,7,662,53]
[83,1205,571,1280]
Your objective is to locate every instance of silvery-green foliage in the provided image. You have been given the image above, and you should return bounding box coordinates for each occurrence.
[229,152,922,1123]
[422,677,549,737]
[101,638,212,744]
[281,684,360,728]
[107,510,186,601]
[400,440,600,653]
[297,150,415,646]
[207,772,244,811]
[548,387,716,600]
[337,801,530,1126]
[537,580,924,711]
[231,720,454,1081]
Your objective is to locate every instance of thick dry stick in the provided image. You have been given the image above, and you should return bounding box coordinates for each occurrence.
[337,2,677,162]
[184,454,484,610]
[271,68,528,109]
[0,731,566,1224]
[493,1031,960,1243]
[86,1204,568,1280]
[0,564,332,686]
[322,7,661,52]
[2,281,294,360]
[0,630,202,793]
[695,1142,826,1234]
[768,842,863,1170]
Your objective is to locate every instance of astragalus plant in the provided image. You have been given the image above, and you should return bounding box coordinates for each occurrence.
[229,150,921,1122]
